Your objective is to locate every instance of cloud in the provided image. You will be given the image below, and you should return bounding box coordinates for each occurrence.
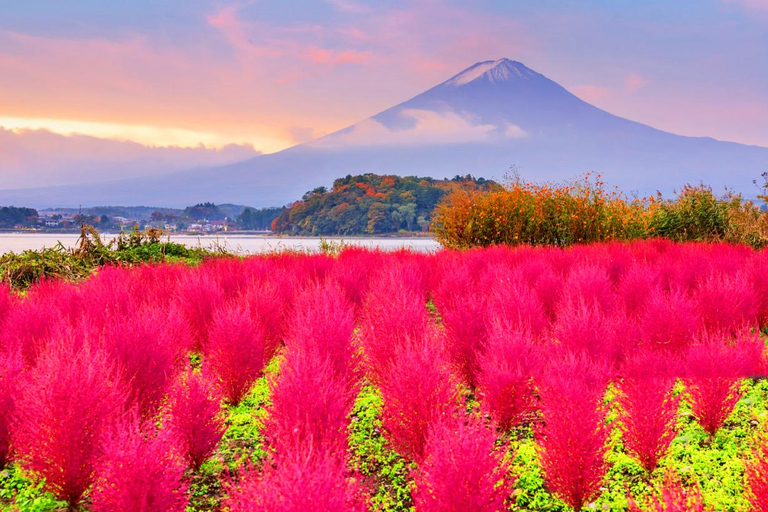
[571,85,611,103]
[0,128,259,189]
[313,108,526,148]
[623,72,649,94]
[305,46,371,66]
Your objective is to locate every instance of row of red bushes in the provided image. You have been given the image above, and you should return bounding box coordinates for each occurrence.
[1,241,768,509]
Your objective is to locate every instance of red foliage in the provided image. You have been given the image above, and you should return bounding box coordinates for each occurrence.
[747,423,768,512]
[0,347,23,469]
[559,264,617,314]
[475,326,540,430]
[412,415,513,512]
[0,283,14,330]
[101,304,190,415]
[91,413,188,512]
[360,268,432,381]
[640,287,700,353]
[241,278,292,360]
[618,350,681,473]
[695,271,759,334]
[379,334,460,462]
[485,273,548,337]
[176,269,225,350]
[11,340,128,505]
[618,264,659,318]
[536,353,611,510]
[285,280,357,381]
[204,300,267,405]
[165,370,226,471]
[266,343,357,462]
[628,469,711,511]
[683,332,763,436]
[224,450,368,512]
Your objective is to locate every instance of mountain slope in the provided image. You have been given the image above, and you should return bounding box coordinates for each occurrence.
[2,58,767,208]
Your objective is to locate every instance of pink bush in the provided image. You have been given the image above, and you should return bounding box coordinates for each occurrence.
[101,304,189,415]
[360,269,432,381]
[0,283,14,329]
[640,287,700,353]
[413,415,513,511]
[475,326,540,430]
[628,469,711,512]
[266,344,357,462]
[558,264,617,314]
[11,340,128,505]
[224,450,368,512]
[0,347,23,469]
[536,353,611,510]
[165,370,226,471]
[486,275,548,337]
[683,332,763,437]
[91,414,188,512]
[618,264,659,318]
[242,278,292,360]
[618,350,681,473]
[379,334,460,462]
[695,271,759,334]
[176,269,225,350]
[205,300,267,405]
[285,280,357,381]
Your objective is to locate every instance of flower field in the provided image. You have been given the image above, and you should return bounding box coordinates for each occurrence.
[1,241,768,511]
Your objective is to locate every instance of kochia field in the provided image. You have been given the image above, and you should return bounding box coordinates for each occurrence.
[1,240,768,511]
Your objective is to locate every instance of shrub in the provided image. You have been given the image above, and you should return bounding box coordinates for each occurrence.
[176,269,225,350]
[266,344,357,463]
[165,370,226,471]
[224,450,368,512]
[285,280,357,381]
[432,174,647,248]
[683,332,763,437]
[242,278,292,360]
[412,415,513,511]
[536,353,611,510]
[379,334,460,462]
[101,304,189,416]
[628,469,711,511]
[617,350,681,473]
[205,300,267,405]
[0,347,23,469]
[695,271,758,334]
[11,340,128,506]
[475,327,540,430]
[91,413,188,512]
[485,274,548,338]
[639,287,700,353]
[360,269,432,381]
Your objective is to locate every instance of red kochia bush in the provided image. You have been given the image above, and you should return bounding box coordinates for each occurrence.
[360,269,432,381]
[413,415,513,512]
[475,326,540,430]
[0,283,14,329]
[165,370,226,471]
[101,304,190,416]
[205,300,267,405]
[628,469,711,512]
[224,449,368,512]
[640,287,700,353]
[695,271,758,334]
[683,332,763,437]
[266,344,357,462]
[747,423,768,512]
[618,350,681,473]
[537,353,611,511]
[285,280,357,381]
[0,348,23,469]
[176,269,225,350]
[379,333,460,462]
[91,414,188,512]
[12,340,128,506]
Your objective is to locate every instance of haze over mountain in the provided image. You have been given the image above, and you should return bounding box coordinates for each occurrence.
[2,58,767,208]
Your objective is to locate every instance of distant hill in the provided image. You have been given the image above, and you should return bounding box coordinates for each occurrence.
[2,58,767,208]
[272,173,497,236]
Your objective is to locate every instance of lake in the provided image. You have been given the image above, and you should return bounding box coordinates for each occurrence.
[0,233,442,255]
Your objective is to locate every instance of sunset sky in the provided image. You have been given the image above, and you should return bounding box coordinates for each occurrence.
[1,0,767,187]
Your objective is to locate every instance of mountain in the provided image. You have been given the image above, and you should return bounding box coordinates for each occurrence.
[2,58,767,208]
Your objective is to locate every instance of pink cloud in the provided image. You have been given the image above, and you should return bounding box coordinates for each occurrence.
[624,72,649,94]
[305,46,371,66]
[723,0,768,11]
[571,84,610,103]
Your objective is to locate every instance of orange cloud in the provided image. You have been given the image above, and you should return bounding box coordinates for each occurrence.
[624,72,649,95]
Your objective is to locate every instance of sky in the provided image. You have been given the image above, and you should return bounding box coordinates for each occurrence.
[1,0,767,187]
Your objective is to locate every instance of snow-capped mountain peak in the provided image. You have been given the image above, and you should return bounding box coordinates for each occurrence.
[444,58,537,86]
